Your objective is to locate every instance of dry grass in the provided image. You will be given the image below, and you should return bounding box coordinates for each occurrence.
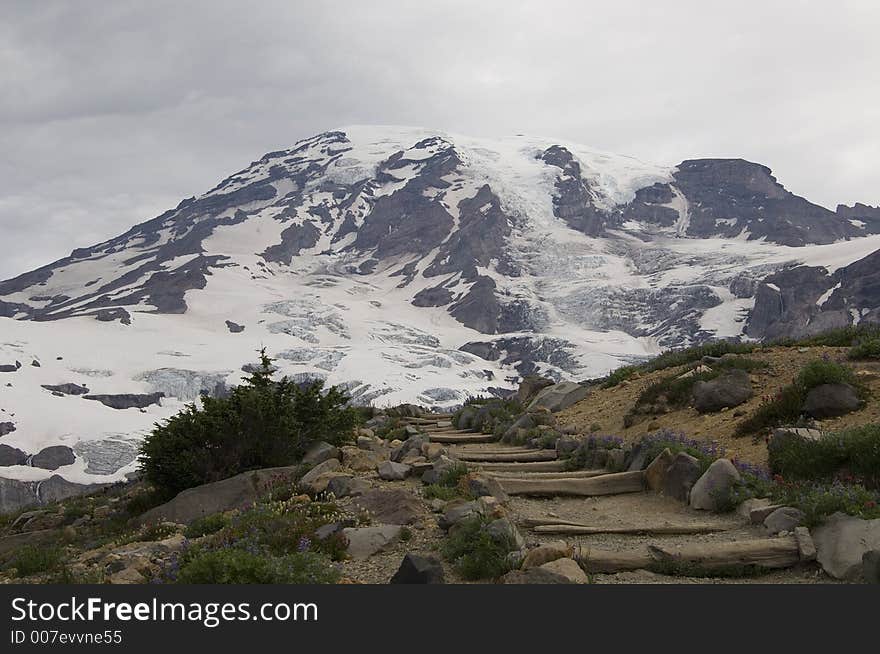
[558,346,880,466]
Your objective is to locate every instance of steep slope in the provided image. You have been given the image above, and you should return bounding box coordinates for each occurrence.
[1,125,879,488]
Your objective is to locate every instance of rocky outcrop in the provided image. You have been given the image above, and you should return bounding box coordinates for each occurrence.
[137,465,303,525]
[689,458,741,511]
[31,446,76,470]
[389,554,445,584]
[41,383,90,395]
[0,444,27,466]
[83,393,164,410]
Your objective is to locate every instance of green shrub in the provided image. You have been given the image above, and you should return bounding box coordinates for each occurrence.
[601,365,639,388]
[118,523,181,546]
[849,338,880,360]
[441,516,516,580]
[769,424,880,487]
[139,350,358,497]
[736,359,865,436]
[769,480,880,527]
[176,548,339,584]
[184,513,232,539]
[423,484,462,501]
[5,545,64,578]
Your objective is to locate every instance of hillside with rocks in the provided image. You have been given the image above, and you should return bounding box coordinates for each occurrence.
[2,333,878,585]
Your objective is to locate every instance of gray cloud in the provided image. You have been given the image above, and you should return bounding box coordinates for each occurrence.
[2,0,878,278]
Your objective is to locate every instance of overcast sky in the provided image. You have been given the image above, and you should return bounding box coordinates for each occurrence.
[2,0,878,279]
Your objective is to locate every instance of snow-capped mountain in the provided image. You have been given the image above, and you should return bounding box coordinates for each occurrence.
[1,125,879,489]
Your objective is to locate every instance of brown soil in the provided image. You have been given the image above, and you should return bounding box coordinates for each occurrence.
[557,346,880,466]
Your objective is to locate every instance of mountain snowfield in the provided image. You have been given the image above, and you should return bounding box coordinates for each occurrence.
[2,125,880,487]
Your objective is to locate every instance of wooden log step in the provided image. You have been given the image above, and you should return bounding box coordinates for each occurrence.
[500,470,645,496]
[574,536,801,574]
[468,460,569,473]
[490,469,608,481]
[455,450,558,463]
[429,433,498,444]
[531,523,731,536]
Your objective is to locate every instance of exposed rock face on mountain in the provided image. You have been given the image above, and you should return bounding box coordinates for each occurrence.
[0,125,878,488]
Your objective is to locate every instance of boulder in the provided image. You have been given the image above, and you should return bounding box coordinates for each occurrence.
[391,434,429,463]
[537,557,589,583]
[300,459,342,491]
[460,473,509,503]
[689,458,741,511]
[0,444,28,467]
[802,383,861,419]
[662,452,702,502]
[812,512,880,580]
[645,448,674,491]
[438,500,484,531]
[302,441,340,466]
[354,489,424,525]
[501,566,579,584]
[483,518,524,550]
[342,525,401,559]
[421,455,460,485]
[0,422,15,436]
[455,406,478,430]
[31,446,76,471]
[325,475,370,498]
[341,446,383,472]
[763,507,805,535]
[137,465,303,525]
[389,554,445,584]
[516,375,555,404]
[527,381,590,413]
[692,369,753,413]
[521,541,573,569]
[377,461,411,481]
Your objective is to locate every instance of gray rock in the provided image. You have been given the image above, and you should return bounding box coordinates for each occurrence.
[343,525,401,559]
[0,422,15,437]
[645,448,674,491]
[689,458,741,511]
[389,553,445,584]
[302,441,340,466]
[0,361,21,373]
[527,381,590,413]
[812,512,880,580]
[802,383,861,419]
[225,320,245,333]
[38,475,110,506]
[377,461,411,481]
[0,444,28,466]
[354,489,423,525]
[391,434,429,463]
[484,517,524,550]
[41,383,90,395]
[83,393,164,409]
[662,452,702,502]
[692,369,753,413]
[31,445,76,470]
[325,475,370,498]
[0,477,38,513]
[137,465,302,524]
[516,375,554,404]
[461,472,509,503]
[439,500,483,530]
[420,455,460,485]
[764,507,805,535]
[299,459,342,492]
